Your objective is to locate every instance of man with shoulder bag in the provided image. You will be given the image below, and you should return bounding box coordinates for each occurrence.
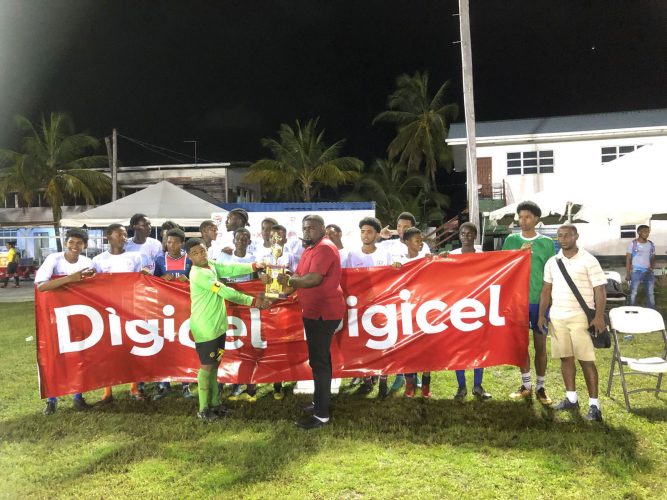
[538,224,607,421]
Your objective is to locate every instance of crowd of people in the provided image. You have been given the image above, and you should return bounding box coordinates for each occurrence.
[28,201,660,428]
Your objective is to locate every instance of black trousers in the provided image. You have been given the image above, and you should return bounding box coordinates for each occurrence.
[303,317,341,419]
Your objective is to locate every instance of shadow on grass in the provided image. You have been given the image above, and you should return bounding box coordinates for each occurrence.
[0,386,652,491]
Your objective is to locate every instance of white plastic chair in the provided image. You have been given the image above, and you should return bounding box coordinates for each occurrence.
[606,306,667,410]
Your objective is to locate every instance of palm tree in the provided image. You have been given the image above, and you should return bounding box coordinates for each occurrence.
[245,118,363,202]
[343,158,449,226]
[0,113,111,249]
[373,71,458,184]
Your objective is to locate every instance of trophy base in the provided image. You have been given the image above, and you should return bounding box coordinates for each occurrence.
[261,291,288,300]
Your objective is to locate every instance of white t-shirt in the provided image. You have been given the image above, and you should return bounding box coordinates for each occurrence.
[380,238,431,262]
[124,237,163,273]
[216,251,255,282]
[217,231,257,256]
[393,254,425,266]
[92,251,143,273]
[256,250,298,273]
[207,240,222,260]
[344,247,393,268]
[284,237,305,262]
[254,244,273,263]
[448,246,483,255]
[35,252,94,284]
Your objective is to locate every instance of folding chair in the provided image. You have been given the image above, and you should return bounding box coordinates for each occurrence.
[606,306,667,410]
[604,271,626,309]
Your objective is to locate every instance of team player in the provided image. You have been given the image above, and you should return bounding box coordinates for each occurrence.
[92,223,144,403]
[502,200,555,405]
[36,228,95,415]
[199,219,221,260]
[344,217,392,397]
[447,223,492,401]
[325,224,349,266]
[379,212,431,262]
[125,213,163,274]
[392,227,433,398]
[185,237,268,422]
[254,217,279,262]
[153,228,195,400]
[220,208,255,256]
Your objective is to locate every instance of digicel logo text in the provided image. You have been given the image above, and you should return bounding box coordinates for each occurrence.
[53,285,506,355]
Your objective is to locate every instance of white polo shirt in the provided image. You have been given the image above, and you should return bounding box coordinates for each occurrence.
[543,248,607,320]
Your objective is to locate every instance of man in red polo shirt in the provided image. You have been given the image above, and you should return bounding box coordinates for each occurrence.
[278,214,345,430]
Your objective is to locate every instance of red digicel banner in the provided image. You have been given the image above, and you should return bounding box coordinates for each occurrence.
[36,251,530,398]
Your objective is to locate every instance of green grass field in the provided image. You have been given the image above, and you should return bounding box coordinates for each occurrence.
[1,287,667,499]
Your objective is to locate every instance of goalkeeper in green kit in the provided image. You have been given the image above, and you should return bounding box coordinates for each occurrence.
[185,238,270,422]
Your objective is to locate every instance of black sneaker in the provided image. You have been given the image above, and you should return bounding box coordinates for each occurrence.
[356,382,374,395]
[584,405,603,421]
[153,386,170,401]
[197,408,219,423]
[295,415,328,430]
[72,397,92,411]
[302,402,315,414]
[454,386,467,401]
[552,398,580,411]
[210,405,231,417]
[378,378,388,399]
[472,385,492,400]
[43,400,57,415]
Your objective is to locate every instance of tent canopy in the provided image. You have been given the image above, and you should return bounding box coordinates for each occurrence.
[489,143,667,226]
[60,181,226,227]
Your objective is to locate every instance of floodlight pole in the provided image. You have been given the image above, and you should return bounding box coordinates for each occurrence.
[458,0,479,242]
[112,128,118,201]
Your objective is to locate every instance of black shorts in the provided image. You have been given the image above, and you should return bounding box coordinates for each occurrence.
[6,262,18,274]
[195,334,226,365]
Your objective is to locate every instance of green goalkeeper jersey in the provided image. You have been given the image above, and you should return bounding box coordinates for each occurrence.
[502,233,555,304]
[189,260,255,343]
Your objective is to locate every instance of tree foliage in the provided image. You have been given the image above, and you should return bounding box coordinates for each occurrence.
[0,112,111,247]
[245,118,363,202]
[343,158,449,226]
[373,71,458,183]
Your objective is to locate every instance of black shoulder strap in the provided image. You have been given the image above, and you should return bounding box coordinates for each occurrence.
[555,258,592,319]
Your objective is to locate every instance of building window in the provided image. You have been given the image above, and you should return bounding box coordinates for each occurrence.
[0,229,18,246]
[620,225,636,239]
[507,150,554,175]
[601,144,644,164]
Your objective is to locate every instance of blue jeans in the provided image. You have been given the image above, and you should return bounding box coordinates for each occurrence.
[630,269,655,309]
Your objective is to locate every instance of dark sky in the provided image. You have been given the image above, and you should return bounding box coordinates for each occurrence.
[1,0,665,166]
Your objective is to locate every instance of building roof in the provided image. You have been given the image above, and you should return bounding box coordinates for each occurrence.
[219,201,375,212]
[447,108,667,145]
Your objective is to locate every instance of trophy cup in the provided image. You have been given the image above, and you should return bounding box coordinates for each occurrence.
[263,234,288,299]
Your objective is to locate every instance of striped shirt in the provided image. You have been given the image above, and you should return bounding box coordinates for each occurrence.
[543,248,607,320]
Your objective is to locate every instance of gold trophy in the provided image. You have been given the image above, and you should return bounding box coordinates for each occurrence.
[263,233,288,299]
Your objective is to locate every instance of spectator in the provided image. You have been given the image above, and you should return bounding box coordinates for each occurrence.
[625,224,656,309]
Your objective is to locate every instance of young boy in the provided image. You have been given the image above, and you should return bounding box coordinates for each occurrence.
[36,228,95,415]
[92,223,144,403]
[392,227,432,399]
[185,237,268,421]
[152,228,195,400]
[626,224,656,309]
[502,201,555,405]
[447,223,491,401]
[125,213,163,274]
[344,217,392,397]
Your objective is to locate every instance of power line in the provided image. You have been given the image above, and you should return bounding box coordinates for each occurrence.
[116,133,215,164]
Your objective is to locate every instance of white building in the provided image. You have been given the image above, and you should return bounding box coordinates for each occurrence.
[447,109,667,258]
[447,108,667,204]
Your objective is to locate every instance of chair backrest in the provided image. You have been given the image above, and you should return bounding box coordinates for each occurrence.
[605,271,622,284]
[610,306,665,334]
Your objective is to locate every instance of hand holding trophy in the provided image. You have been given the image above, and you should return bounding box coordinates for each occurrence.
[262,232,289,299]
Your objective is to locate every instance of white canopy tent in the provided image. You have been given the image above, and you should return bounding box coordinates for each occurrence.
[489,143,667,226]
[60,181,227,227]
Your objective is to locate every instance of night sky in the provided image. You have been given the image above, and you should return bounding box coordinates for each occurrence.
[1,0,665,167]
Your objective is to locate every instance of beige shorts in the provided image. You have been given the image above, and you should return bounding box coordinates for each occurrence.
[550,314,595,362]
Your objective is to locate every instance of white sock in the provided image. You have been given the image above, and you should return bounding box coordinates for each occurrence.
[535,376,545,391]
[521,372,532,390]
[589,398,600,409]
[566,391,578,403]
[314,415,329,423]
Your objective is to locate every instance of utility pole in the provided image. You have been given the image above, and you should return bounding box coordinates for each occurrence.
[458,0,479,242]
[184,140,198,165]
[112,128,118,201]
